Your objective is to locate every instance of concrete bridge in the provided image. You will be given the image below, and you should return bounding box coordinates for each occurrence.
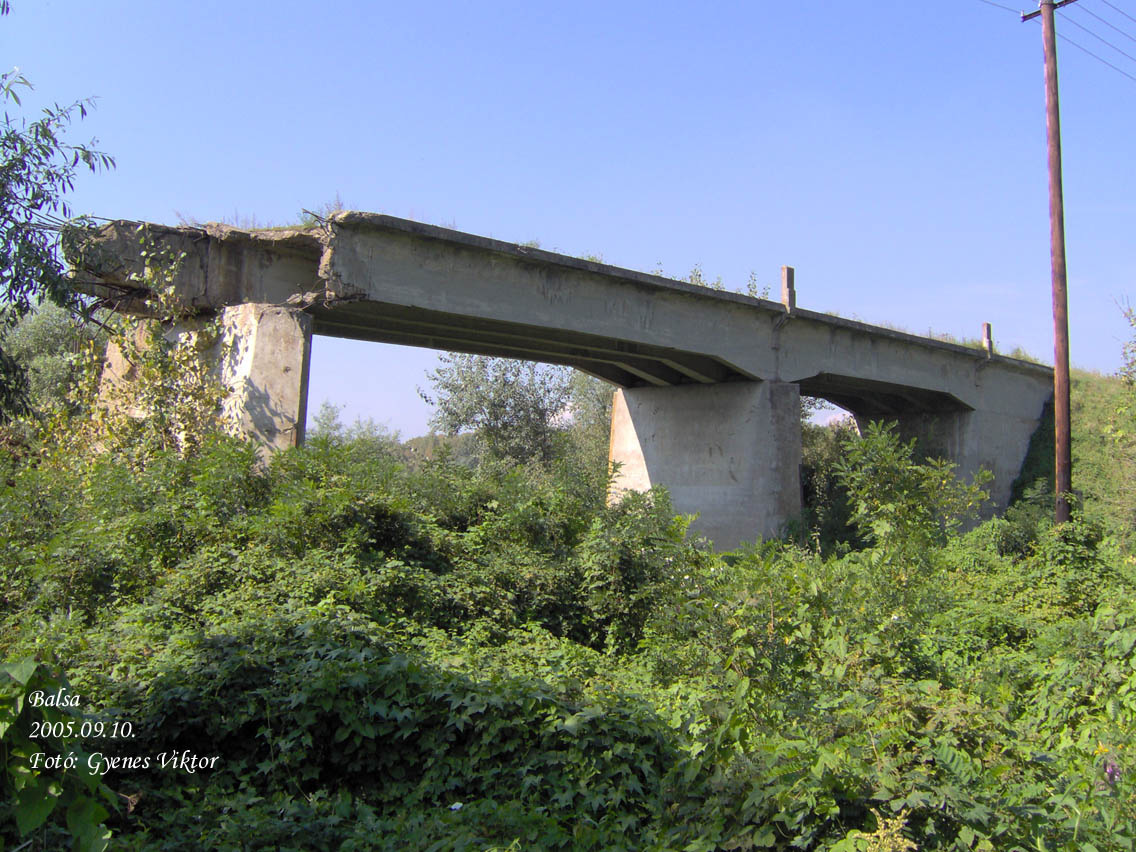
[75,212,1054,548]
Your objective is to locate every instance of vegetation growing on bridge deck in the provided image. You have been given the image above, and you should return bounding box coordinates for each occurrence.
[2,289,1135,851]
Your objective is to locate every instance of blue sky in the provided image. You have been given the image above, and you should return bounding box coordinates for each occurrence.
[6,1,1135,436]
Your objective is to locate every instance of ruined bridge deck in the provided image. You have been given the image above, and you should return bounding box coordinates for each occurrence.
[77,212,1054,548]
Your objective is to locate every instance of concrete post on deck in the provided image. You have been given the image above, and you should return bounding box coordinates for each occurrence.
[608,381,803,550]
[99,303,313,452]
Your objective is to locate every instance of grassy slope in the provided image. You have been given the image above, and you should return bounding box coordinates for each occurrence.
[1010,368,1134,545]
[1071,370,1136,536]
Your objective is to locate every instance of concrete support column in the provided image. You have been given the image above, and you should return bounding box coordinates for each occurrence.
[608,381,802,550]
[219,304,313,450]
[98,304,313,452]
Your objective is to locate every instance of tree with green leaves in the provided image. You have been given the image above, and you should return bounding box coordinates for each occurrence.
[837,421,990,555]
[419,353,575,464]
[0,1,114,421]
[0,301,105,415]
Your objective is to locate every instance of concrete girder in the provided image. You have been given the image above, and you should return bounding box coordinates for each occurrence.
[307,301,746,387]
[73,220,322,311]
[797,372,973,418]
[310,312,696,387]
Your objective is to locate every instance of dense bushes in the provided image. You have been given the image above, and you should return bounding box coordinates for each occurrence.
[94,611,681,850]
[3,374,1136,848]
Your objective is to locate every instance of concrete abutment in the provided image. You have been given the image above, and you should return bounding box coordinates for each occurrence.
[853,403,1049,514]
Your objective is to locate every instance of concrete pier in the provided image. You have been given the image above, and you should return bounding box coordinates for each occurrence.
[219,304,312,449]
[98,305,312,451]
[610,382,802,547]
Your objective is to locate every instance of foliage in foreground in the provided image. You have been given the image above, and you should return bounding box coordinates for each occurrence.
[1,302,1134,849]
[1,405,1134,850]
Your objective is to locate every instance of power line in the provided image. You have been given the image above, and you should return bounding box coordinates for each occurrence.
[1076,3,1136,45]
[975,0,1136,84]
[1058,9,1136,62]
[1098,0,1136,26]
[1056,25,1136,80]
[977,0,1022,12]
[1006,2,1136,84]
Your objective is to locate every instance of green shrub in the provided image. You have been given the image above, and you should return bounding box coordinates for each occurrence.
[77,608,682,850]
[799,419,861,552]
[1,659,115,851]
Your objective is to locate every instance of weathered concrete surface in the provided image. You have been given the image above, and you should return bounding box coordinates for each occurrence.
[99,323,148,417]
[610,382,802,548]
[96,305,312,451]
[73,221,323,313]
[218,304,312,450]
[73,212,1055,545]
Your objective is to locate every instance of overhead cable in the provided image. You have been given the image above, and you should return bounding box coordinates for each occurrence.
[1056,26,1136,80]
[1058,10,1136,62]
[976,0,1022,12]
[1098,0,1136,26]
[1076,3,1136,44]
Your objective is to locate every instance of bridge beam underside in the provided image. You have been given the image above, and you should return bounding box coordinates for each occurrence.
[309,301,749,388]
[609,381,802,550]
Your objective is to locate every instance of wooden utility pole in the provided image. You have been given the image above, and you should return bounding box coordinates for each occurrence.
[1023,0,1077,523]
